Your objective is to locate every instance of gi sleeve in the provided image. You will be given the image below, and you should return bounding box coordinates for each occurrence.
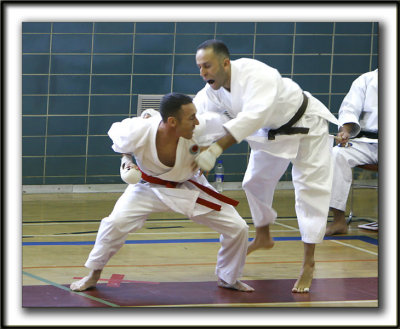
[194,111,228,146]
[338,75,366,137]
[193,86,221,115]
[223,69,281,143]
[108,116,153,154]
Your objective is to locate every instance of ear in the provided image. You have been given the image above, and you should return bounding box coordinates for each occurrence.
[167,116,178,127]
[223,57,230,68]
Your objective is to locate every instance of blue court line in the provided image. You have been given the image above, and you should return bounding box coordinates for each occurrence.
[22,235,377,246]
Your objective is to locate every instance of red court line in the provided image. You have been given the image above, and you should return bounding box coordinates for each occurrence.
[73,276,160,285]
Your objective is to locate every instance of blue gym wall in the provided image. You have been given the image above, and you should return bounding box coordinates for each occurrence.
[22,22,378,185]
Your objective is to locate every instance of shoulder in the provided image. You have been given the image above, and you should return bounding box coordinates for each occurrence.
[109,115,156,138]
[354,69,378,86]
[232,57,279,78]
[233,57,275,72]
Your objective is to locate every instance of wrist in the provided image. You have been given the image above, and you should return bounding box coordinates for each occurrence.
[121,154,133,169]
[209,142,223,158]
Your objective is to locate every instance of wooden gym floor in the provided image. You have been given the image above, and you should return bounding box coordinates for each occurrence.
[22,188,378,308]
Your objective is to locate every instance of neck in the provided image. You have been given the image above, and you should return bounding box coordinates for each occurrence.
[156,121,179,167]
[157,122,179,145]
[223,65,231,92]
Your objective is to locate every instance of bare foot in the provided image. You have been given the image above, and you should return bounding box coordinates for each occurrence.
[326,208,348,236]
[325,221,348,235]
[247,237,274,255]
[292,262,315,293]
[218,278,255,292]
[70,270,101,291]
[70,276,98,291]
[247,225,274,255]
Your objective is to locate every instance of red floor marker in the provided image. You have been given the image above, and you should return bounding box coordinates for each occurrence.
[73,276,160,286]
[107,274,125,287]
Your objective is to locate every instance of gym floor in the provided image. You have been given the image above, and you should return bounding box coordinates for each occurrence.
[22,188,378,308]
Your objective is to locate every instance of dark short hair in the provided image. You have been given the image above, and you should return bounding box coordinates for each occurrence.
[159,92,193,122]
[197,39,230,59]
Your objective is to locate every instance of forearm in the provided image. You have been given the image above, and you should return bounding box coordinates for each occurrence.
[216,131,238,151]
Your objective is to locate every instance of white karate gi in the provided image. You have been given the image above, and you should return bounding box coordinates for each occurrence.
[84,112,248,285]
[194,58,339,243]
[330,69,378,211]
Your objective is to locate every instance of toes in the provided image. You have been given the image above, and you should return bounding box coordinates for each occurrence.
[292,286,310,293]
[218,279,255,292]
[70,283,82,291]
[237,281,255,292]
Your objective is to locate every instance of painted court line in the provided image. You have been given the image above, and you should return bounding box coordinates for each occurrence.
[23,259,377,270]
[23,229,299,238]
[22,217,301,226]
[329,239,378,256]
[22,271,120,307]
[136,299,378,307]
[273,221,299,231]
[22,235,378,246]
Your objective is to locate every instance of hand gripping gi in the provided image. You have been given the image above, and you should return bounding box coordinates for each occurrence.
[195,142,223,171]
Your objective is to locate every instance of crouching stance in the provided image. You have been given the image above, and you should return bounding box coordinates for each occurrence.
[70,93,254,293]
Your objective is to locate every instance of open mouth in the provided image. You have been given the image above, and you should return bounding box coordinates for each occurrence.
[207,80,215,85]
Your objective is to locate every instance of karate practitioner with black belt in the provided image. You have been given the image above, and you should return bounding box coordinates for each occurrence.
[193,39,339,293]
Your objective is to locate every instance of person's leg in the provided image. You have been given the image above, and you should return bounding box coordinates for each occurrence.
[291,126,333,293]
[327,142,378,235]
[70,184,169,291]
[326,207,348,235]
[242,149,289,255]
[191,204,254,292]
[292,243,315,293]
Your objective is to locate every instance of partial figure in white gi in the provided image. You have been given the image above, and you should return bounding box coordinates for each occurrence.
[70,93,254,293]
[193,40,339,293]
[326,69,378,235]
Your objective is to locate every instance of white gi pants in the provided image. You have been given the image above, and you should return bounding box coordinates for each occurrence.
[84,183,249,285]
[329,141,378,211]
[242,123,334,244]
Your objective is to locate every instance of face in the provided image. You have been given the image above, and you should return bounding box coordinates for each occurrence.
[196,47,230,90]
[174,103,199,139]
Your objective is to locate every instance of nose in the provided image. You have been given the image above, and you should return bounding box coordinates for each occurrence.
[199,66,206,77]
[194,116,200,126]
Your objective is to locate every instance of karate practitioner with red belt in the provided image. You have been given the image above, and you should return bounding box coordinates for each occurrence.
[70,93,254,293]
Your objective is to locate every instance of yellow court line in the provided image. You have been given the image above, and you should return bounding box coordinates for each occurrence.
[23,258,377,270]
[128,300,378,308]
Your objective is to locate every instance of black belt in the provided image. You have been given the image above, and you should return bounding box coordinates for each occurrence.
[268,92,310,140]
[354,131,378,139]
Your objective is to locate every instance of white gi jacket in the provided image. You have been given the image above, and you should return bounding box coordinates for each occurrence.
[338,69,378,142]
[108,112,226,218]
[193,58,340,243]
[194,58,339,160]
[329,69,378,211]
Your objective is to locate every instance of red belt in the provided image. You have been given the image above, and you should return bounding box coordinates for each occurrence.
[139,169,239,211]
